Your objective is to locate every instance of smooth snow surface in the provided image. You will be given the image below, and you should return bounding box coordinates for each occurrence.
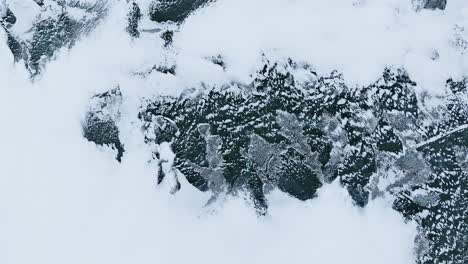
[5,0,467,263]
[175,0,468,95]
[0,0,6,18]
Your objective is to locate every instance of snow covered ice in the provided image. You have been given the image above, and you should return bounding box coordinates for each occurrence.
[1,1,467,264]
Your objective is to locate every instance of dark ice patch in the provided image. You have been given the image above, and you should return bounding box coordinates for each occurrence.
[1,1,108,77]
[126,2,142,38]
[83,88,124,162]
[423,0,447,10]
[149,0,212,23]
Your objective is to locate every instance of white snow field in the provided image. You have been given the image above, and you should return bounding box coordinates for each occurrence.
[2,0,468,263]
